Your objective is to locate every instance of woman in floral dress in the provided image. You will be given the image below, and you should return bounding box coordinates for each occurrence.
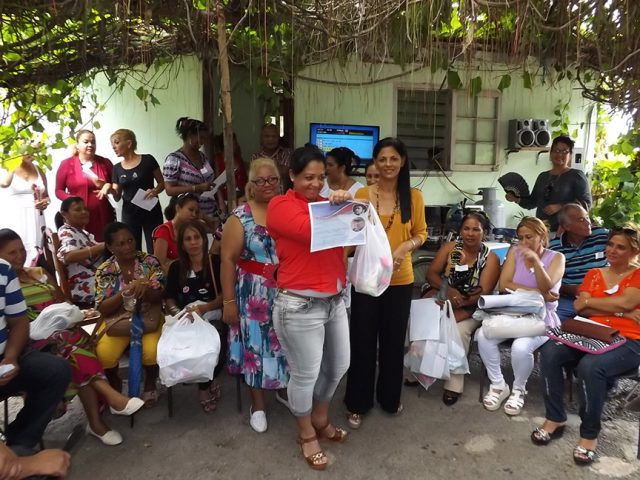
[221,157,289,433]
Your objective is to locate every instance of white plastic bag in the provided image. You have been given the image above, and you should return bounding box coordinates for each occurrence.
[157,312,221,387]
[404,300,469,387]
[349,207,393,297]
[29,303,84,340]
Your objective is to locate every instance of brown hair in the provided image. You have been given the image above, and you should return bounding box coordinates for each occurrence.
[609,223,640,252]
[176,220,215,294]
[111,129,137,150]
[516,216,549,247]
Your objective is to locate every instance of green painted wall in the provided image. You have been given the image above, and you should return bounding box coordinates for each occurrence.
[294,60,595,227]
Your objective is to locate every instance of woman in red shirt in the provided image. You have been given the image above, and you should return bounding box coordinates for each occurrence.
[152,193,200,273]
[266,146,352,471]
[55,130,115,241]
[533,225,640,465]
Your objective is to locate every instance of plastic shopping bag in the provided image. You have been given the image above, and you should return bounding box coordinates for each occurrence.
[445,300,470,375]
[30,303,84,340]
[157,312,221,387]
[349,206,393,297]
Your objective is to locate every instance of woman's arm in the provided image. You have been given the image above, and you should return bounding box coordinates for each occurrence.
[147,168,165,198]
[575,287,640,313]
[61,243,104,264]
[498,247,519,292]
[152,238,169,271]
[220,216,244,325]
[266,196,312,244]
[0,169,13,188]
[457,252,501,308]
[425,242,454,291]
[530,249,564,294]
[55,161,71,200]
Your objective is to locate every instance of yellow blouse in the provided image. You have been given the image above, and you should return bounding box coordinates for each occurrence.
[355,187,427,285]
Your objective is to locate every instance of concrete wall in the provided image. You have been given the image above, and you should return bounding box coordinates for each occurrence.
[294,60,595,227]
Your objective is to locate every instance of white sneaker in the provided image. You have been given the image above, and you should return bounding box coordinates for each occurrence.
[483,383,510,411]
[249,408,268,433]
[504,389,526,416]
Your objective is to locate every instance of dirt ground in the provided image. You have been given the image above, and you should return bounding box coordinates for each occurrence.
[16,354,639,480]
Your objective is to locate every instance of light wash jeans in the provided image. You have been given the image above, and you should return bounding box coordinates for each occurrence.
[272,291,350,416]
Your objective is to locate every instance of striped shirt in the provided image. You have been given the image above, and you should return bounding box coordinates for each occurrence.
[0,259,27,355]
[162,150,217,218]
[549,227,609,285]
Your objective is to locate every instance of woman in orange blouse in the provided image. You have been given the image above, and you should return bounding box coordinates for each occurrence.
[533,225,640,465]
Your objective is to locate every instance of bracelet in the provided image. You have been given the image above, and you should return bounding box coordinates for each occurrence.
[88,246,93,259]
[192,185,196,193]
[409,238,418,250]
[223,298,236,305]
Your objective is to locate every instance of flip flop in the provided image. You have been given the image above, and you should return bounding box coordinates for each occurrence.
[142,389,158,408]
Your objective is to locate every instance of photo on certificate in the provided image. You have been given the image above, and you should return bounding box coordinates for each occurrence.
[308,200,369,252]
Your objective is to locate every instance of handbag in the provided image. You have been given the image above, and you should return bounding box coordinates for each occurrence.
[562,318,619,343]
[103,301,163,337]
[546,327,626,354]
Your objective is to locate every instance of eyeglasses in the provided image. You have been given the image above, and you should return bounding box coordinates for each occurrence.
[551,149,571,155]
[251,176,279,187]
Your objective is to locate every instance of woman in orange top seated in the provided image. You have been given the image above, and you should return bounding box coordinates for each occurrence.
[533,225,640,465]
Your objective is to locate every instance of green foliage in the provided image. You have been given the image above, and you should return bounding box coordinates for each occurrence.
[591,127,640,227]
[550,100,579,139]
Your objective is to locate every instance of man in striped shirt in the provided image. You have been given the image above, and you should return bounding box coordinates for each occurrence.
[549,204,608,321]
[0,259,71,451]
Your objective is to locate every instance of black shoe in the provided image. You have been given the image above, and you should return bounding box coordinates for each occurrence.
[442,390,460,406]
[530,425,566,446]
[404,378,419,387]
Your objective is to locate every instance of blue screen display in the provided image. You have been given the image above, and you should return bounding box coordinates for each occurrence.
[309,123,380,160]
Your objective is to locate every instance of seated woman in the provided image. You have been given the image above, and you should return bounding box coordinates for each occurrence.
[164,220,223,413]
[56,197,105,308]
[533,225,640,465]
[0,229,143,446]
[422,211,500,405]
[152,193,200,273]
[478,216,565,415]
[95,222,165,407]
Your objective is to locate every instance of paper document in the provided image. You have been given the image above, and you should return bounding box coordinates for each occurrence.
[308,200,368,252]
[201,171,228,199]
[131,188,159,211]
[409,298,441,341]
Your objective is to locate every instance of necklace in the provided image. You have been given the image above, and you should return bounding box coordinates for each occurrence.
[375,186,399,232]
[609,266,631,277]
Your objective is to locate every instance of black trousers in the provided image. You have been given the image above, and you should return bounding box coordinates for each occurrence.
[122,204,163,253]
[344,284,412,414]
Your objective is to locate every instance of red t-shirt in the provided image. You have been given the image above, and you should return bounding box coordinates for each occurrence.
[152,221,178,261]
[267,190,345,293]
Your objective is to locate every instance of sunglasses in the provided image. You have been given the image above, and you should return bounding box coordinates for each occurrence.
[251,176,279,187]
[611,226,638,237]
[177,192,198,200]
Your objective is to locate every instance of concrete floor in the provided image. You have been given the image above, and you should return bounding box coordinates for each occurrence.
[29,359,640,480]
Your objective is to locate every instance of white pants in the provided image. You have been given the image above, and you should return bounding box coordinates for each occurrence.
[477,328,548,392]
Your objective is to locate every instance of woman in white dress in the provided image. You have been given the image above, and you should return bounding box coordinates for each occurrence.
[320,147,364,198]
[0,146,50,264]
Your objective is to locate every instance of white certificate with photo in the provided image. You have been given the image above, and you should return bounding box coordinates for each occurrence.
[308,200,369,252]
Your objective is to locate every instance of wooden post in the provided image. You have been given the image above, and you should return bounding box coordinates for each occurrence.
[216,1,236,211]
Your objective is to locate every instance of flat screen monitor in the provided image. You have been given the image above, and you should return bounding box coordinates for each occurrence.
[309,123,380,161]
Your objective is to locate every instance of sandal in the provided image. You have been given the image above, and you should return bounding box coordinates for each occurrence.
[531,424,566,446]
[503,389,526,416]
[315,423,348,443]
[209,381,221,400]
[482,384,510,411]
[573,445,597,465]
[346,412,362,430]
[199,393,218,414]
[442,390,460,406]
[142,389,159,409]
[297,435,327,471]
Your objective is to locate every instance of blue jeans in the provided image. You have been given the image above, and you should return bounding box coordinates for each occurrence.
[540,339,640,439]
[272,291,350,416]
[0,349,71,448]
[557,295,576,322]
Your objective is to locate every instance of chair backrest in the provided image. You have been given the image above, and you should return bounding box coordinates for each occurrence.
[44,228,72,302]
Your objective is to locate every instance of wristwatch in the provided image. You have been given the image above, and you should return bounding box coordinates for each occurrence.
[615,312,624,317]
